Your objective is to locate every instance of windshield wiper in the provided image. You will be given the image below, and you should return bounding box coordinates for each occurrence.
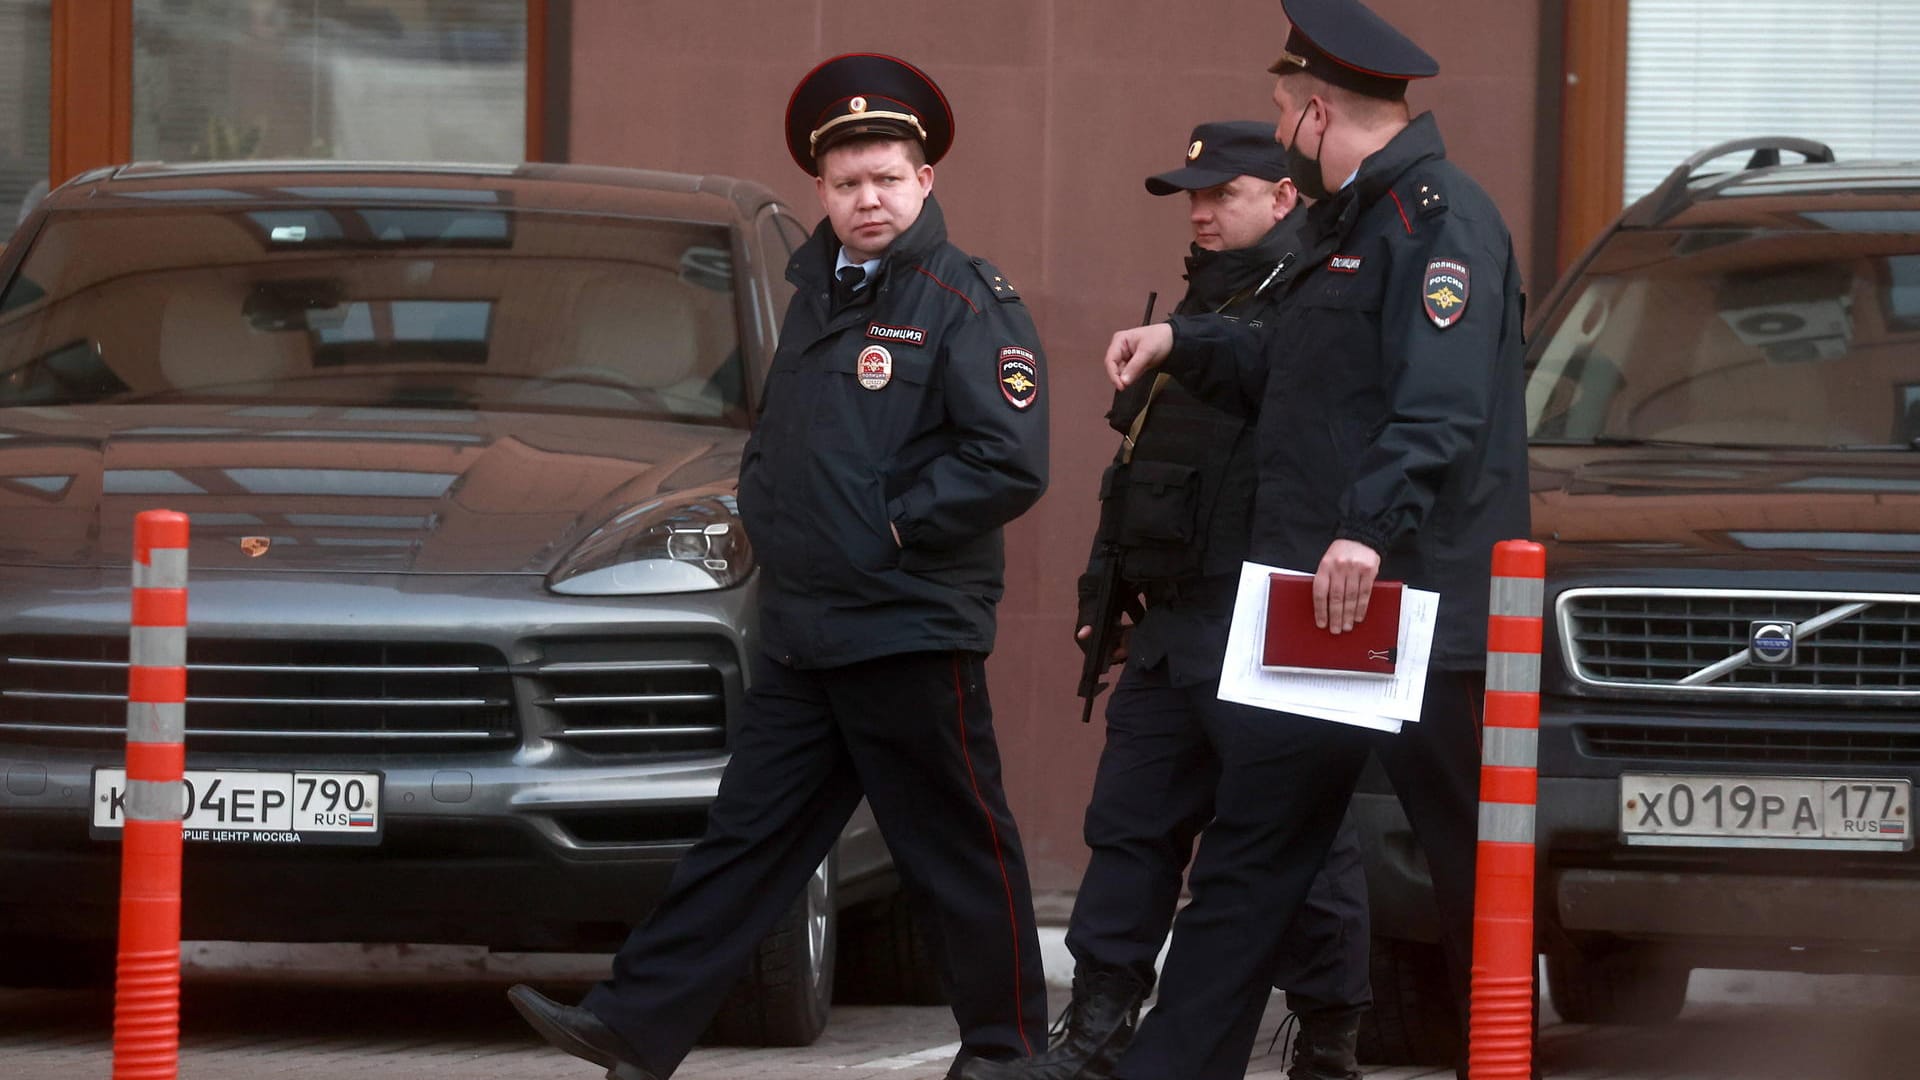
[1531,436,1715,448]
[1535,435,1911,452]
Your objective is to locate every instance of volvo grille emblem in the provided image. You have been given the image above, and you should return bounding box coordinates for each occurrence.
[1749,621,1797,667]
[239,536,272,558]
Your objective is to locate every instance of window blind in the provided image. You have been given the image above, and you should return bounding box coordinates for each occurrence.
[1624,0,1920,205]
[0,0,51,226]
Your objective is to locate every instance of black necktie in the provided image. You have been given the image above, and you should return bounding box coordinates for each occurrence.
[835,264,866,306]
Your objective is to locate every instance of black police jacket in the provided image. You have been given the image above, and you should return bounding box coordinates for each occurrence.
[740,195,1049,669]
[1162,113,1531,671]
[1076,216,1306,687]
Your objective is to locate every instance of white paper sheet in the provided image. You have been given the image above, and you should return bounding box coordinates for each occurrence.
[1216,561,1440,734]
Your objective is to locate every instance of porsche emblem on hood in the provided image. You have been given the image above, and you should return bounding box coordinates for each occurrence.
[239,536,272,558]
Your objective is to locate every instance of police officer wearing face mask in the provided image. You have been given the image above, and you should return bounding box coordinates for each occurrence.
[506,52,1051,1080]
[1098,0,1532,1077]
[964,123,1370,1080]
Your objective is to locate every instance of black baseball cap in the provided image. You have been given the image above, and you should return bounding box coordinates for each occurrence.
[784,53,954,176]
[1269,0,1438,100]
[1145,121,1291,196]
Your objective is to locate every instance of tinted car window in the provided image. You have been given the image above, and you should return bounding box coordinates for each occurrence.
[1527,229,1920,448]
[0,206,747,426]
[755,208,800,328]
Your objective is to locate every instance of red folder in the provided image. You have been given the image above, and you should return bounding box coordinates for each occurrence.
[1261,574,1403,676]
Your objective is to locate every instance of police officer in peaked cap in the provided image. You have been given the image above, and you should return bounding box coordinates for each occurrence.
[509,52,1051,1080]
[1101,0,1532,1076]
[965,121,1371,1080]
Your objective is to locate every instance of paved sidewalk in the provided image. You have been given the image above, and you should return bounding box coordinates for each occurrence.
[0,978,1457,1080]
[7,937,1920,1079]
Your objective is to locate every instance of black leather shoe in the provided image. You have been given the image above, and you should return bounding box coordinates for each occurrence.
[507,984,658,1080]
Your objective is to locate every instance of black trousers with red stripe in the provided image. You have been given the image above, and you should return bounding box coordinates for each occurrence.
[583,649,1048,1077]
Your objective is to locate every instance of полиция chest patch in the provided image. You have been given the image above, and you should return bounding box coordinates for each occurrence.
[866,322,928,346]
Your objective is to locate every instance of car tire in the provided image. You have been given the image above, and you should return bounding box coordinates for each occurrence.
[0,937,114,989]
[1545,945,1689,1026]
[832,890,946,1005]
[704,851,836,1047]
[1356,936,1461,1067]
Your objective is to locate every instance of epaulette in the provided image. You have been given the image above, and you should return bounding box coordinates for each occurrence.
[970,256,1021,302]
[1411,179,1447,219]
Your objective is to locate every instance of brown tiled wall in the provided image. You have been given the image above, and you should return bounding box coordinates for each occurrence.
[567,0,1546,889]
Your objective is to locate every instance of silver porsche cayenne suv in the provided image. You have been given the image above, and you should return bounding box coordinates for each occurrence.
[0,161,932,1044]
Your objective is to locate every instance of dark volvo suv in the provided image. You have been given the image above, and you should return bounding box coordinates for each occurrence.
[1358,137,1920,1060]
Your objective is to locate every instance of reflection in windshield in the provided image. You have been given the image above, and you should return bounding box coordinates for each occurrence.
[0,206,747,428]
[1527,232,1920,449]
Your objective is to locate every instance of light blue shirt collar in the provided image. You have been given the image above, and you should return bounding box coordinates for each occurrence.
[834,247,882,289]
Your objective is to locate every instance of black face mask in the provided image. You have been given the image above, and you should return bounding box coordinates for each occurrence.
[1284,101,1333,203]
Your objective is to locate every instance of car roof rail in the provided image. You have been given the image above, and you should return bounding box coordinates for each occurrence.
[1623,136,1836,227]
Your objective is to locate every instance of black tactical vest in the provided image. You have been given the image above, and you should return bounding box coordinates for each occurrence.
[1106,222,1299,584]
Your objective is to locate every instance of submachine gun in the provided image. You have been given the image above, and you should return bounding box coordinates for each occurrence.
[1075,292,1156,724]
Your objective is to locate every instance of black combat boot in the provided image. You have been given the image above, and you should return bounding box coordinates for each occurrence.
[958,968,1147,1080]
[1285,1003,1364,1080]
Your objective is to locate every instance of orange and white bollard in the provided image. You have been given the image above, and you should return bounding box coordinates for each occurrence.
[1468,539,1546,1080]
[113,510,189,1080]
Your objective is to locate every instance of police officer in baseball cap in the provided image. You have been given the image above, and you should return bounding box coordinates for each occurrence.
[509,51,1052,1080]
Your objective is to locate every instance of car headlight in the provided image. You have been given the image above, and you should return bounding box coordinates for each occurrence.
[547,491,753,595]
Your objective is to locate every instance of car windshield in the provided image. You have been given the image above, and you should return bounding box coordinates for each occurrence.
[0,202,748,427]
[1526,227,1920,449]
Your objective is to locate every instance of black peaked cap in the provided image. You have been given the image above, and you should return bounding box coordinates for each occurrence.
[1271,0,1438,99]
[785,53,954,175]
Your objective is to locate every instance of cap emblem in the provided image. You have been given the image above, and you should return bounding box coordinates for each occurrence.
[1270,49,1310,72]
[1187,139,1203,161]
[849,96,868,113]
[857,344,893,390]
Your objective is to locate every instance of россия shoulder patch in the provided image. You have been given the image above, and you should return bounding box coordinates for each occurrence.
[1423,258,1470,329]
[971,256,1020,302]
[998,346,1039,409]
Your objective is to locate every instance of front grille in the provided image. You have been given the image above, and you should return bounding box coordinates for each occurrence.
[1560,589,1920,700]
[527,637,733,755]
[1580,723,1920,765]
[0,635,514,750]
[0,634,740,758]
